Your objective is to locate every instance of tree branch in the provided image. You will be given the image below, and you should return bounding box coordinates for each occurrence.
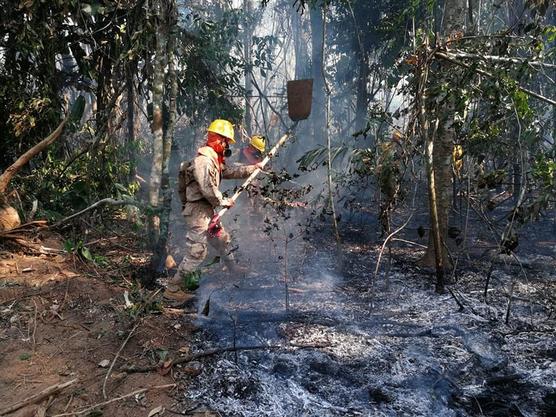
[250,73,289,131]
[448,50,556,69]
[0,115,69,194]
[49,384,175,417]
[0,378,78,416]
[51,198,142,229]
[435,51,556,106]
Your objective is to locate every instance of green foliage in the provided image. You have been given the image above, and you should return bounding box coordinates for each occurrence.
[398,15,556,247]
[252,35,278,78]
[7,97,53,138]
[64,239,107,266]
[174,8,245,124]
[297,146,351,171]
[532,156,556,189]
[182,270,201,291]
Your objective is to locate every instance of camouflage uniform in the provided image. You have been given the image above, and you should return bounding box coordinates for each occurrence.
[170,146,256,287]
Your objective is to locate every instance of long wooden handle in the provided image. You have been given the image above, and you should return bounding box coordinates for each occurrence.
[217,123,298,219]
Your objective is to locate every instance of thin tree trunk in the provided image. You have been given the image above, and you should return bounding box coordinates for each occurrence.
[309,5,326,146]
[426,120,446,293]
[152,0,178,272]
[148,0,168,247]
[354,52,369,133]
[126,60,137,183]
[347,0,371,134]
[244,0,253,137]
[416,46,445,293]
[421,0,465,274]
[321,4,340,244]
[292,8,308,80]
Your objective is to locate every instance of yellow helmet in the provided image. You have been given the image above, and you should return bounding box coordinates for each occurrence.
[207,119,235,143]
[250,135,266,153]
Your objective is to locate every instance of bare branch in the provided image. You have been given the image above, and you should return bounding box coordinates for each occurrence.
[435,51,556,106]
[0,378,78,416]
[0,115,69,194]
[51,198,142,229]
[448,50,556,69]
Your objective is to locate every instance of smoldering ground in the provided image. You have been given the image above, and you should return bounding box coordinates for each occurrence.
[173,224,555,417]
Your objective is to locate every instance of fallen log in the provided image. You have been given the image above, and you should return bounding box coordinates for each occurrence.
[0,220,48,239]
[0,220,51,254]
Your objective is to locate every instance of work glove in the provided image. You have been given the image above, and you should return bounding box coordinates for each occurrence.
[207,213,223,238]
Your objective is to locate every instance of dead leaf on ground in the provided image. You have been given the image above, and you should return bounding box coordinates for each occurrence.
[148,405,165,417]
[158,359,173,376]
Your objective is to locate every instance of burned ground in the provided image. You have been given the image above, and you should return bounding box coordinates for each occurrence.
[170,221,555,417]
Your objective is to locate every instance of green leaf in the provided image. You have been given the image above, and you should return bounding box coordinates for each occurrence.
[63,240,75,253]
[183,270,201,290]
[80,247,94,262]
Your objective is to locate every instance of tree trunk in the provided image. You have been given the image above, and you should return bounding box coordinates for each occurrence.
[148,0,168,247]
[416,42,446,293]
[244,0,253,137]
[292,8,309,80]
[309,4,326,146]
[126,59,137,183]
[425,123,446,293]
[420,0,466,287]
[152,0,178,272]
[354,52,369,133]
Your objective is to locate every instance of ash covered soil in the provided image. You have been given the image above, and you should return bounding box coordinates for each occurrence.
[173,229,556,417]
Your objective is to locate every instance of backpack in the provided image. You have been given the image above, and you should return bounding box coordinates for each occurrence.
[178,160,192,206]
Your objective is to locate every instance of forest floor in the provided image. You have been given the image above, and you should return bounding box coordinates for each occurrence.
[0,223,207,417]
[0,215,555,417]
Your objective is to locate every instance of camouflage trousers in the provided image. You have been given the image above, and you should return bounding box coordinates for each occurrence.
[171,200,233,285]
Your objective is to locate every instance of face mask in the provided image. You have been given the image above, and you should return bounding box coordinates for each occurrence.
[224,144,232,158]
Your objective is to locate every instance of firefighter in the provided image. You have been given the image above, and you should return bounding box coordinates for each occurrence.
[238,135,266,223]
[166,119,263,302]
[239,135,266,165]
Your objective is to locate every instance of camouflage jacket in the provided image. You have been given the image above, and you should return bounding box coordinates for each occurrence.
[179,146,256,210]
